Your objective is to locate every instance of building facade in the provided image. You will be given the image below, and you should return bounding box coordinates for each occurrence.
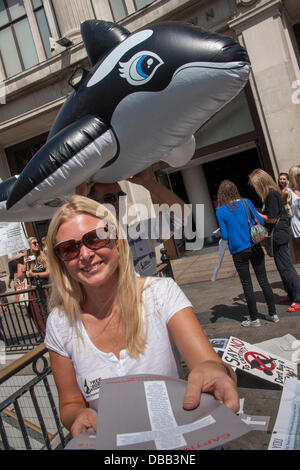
[0,0,300,263]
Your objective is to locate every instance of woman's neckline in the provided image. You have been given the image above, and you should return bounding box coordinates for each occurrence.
[79,276,153,359]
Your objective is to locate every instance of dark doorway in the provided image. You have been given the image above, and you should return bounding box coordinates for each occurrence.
[202,147,263,209]
[5,133,48,175]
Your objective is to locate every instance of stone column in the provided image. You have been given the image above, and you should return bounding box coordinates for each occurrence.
[229,1,300,172]
[51,0,95,42]
[181,165,218,242]
[0,148,11,181]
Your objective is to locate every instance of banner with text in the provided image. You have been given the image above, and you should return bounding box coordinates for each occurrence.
[0,222,29,257]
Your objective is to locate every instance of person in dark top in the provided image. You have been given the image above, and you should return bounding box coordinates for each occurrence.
[0,279,8,312]
[7,251,26,289]
[17,237,50,337]
[24,237,50,286]
[249,169,300,312]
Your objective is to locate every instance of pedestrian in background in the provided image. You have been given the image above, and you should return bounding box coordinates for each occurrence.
[216,179,278,327]
[286,165,300,245]
[278,172,289,191]
[7,250,26,289]
[249,168,300,312]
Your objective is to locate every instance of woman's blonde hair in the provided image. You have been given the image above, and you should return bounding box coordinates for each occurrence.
[27,237,48,271]
[249,169,280,202]
[288,165,300,190]
[46,195,146,358]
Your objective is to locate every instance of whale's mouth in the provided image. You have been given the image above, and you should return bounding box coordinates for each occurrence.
[173,61,250,79]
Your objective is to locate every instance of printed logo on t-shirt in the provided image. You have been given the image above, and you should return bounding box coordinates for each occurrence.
[79,367,112,402]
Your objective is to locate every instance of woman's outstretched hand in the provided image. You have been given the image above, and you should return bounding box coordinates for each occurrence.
[183,361,240,413]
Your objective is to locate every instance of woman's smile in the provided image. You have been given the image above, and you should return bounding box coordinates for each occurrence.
[80,260,104,274]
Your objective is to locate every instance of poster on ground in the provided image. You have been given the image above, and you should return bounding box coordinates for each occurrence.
[269,377,300,450]
[0,222,29,257]
[222,336,298,386]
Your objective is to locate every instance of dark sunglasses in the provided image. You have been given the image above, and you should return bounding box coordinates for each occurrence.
[102,191,126,204]
[54,225,111,261]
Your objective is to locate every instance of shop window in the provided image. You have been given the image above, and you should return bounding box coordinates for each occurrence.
[32,0,51,58]
[109,0,128,22]
[293,22,300,54]
[0,0,51,78]
[108,0,155,22]
[195,90,255,150]
[134,0,155,10]
[5,132,48,175]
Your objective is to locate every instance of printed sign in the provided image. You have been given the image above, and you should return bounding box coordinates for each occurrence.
[269,378,300,450]
[0,222,29,257]
[223,337,298,386]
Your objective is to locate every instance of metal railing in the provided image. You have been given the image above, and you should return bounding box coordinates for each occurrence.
[0,344,70,450]
[0,282,50,353]
[156,248,175,278]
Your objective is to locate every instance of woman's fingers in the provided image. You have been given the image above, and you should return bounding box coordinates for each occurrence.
[70,409,98,437]
[183,369,204,410]
[203,378,240,413]
[183,363,240,413]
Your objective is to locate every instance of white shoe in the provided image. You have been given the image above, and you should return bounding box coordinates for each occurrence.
[241,319,261,328]
[265,314,279,323]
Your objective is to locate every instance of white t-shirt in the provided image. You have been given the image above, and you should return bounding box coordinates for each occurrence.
[44,277,192,410]
[290,189,300,238]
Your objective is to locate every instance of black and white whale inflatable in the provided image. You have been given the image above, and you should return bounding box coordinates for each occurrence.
[1,20,250,221]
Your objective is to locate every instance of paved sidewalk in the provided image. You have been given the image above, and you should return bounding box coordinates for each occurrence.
[171,245,300,450]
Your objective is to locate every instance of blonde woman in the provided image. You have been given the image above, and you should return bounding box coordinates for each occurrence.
[24,237,49,286]
[16,237,50,335]
[44,195,238,437]
[286,165,300,246]
[249,169,300,312]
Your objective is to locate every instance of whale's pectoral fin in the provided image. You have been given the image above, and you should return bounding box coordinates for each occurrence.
[0,176,19,203]
[160,135,196,168]
[0,176,57,221]
[6,115,118,210]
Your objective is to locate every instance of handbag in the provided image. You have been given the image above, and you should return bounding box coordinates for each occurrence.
[260,232,274,257]
[260,216,282,258]
[242,199,268,244]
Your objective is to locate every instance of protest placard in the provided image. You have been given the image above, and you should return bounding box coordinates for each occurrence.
[222,336,298,386]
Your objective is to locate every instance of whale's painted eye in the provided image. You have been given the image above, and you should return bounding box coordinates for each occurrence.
[119,51,163,86]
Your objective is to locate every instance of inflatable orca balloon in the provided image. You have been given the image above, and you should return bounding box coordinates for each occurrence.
[0,176,57,221]
[3,20,250,219]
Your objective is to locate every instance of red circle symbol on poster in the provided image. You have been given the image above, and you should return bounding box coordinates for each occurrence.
[244,351,276,376]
